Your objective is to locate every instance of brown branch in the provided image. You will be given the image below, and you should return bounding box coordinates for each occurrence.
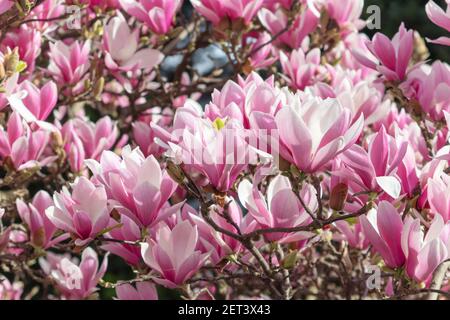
[427,259,450,300]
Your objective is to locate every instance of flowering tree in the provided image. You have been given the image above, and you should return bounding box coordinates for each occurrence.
[0,0,450,301]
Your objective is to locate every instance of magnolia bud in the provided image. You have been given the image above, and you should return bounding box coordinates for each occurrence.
[329,183,348,211]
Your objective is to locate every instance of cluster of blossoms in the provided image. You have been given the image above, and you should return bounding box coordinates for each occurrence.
[1,0,450,301]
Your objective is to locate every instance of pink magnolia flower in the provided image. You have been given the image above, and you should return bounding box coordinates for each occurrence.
[16,191,69,248]
[353,23,414,82]
[280,48,328,90]
[204,73,280,128]
[238,175,315,242]
[40,248,108,300]
[1,25,42,74]
[426,0,450,45]
[61,116,118,172]
[165,115,255,192]
[0,112,53,170]
[0,1,13,15]
[141,220,210,288]
[360,201,406,268]
[48,40,91,86]
[86,147,179,228]
[243,32,277,70]
[0,277,23,300]
[15,80,58,121]
[258,6,319,49]
[402,214,450,283]
[101,215,143,266]
[103,12,164,72]
[115,282,158,300]
[119,0,181,34]
[327,0,365,32]
[191,0,264,25]
[45,177,110,246]
[402,61,450,121]
[253,96,364,173]
[28,0,65,32]
[334,220,368,249]
[338,126,417,199]
[427,172,450,222]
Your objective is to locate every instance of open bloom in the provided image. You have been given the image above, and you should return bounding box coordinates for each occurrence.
[360,201,406,268]
[280,48,328,90]
[238,175,315,242]
[16,191,68,248]
[40,248,108,300]
[48,40,91,85]
[61,116,118,172]
[16,80,57,121]
[0,112,54,170]
[253,96,364,173]
[402,213,450,283]
[0,277,23,300]
[141,220,210,288]
[103,12,164,71]
[426,0,450,45]
[119,0,181,34]
[353,23,414,81]
[191,0,264,25]
[86,147,179,228]
[45,177,110,246]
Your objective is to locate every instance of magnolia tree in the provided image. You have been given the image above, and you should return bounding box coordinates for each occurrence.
[0,0,450,301]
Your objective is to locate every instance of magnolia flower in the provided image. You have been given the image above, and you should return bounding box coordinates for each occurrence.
[61,116,118,172]
[280,48,327,90]
[0,1,13,15]
[15,80,57,121]
[103,12,164,71]
[141,220,210,288]
[0,277,23,300]
[360,201,406,268]
[16,191,69,248]
[86,147,179,228]
[426,0,450,45]
[191,0,264,25]
[253,96,364,173]
[115,282,158,300]
[238,175,315,242]
[45,177,110,246]
[427,172,450,222]
[40,248,108,300]
[402,214,450,284]
[353,23,414,81]
[119,0,181,34]
[48,40,91,85]
[0,112,54,170]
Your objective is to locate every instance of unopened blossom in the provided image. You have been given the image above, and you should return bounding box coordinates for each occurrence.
[427,172,450,222]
